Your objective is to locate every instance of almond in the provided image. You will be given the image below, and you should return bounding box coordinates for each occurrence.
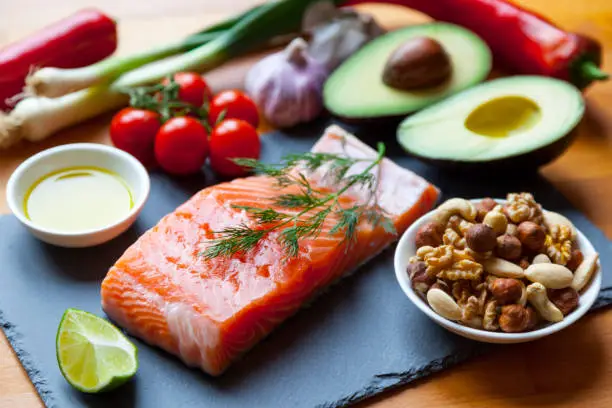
[427,288,462,321]
[524,263,573,289]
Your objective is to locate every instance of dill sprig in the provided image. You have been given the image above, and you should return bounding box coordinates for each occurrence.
[202,142,396,259]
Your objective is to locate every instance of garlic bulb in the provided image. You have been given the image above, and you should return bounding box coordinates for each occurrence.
[305,6,384,71]
[245,38,328,128]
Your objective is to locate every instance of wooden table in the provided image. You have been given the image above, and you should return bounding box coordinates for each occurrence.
[1,0,612,407]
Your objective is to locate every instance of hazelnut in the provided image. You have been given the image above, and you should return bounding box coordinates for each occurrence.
[483,211,508,236]
[499,304,531,333]
[517,221,546,252]
[518,257,530,270]
[476,198,498,221]
[495,235,522,261]
[489,278,523,305]
[465,224,497,252]
[547,287,579,315]
[382,36,451,90]
[525,306,539,330]
[408,261,435,293]
[415,221,444,248]
[566,248,584,272]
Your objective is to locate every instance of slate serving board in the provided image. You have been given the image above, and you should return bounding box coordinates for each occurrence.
[1,119,611,408]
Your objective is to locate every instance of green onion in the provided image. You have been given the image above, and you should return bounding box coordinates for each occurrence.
[27,5,264,98]
[0,0,343,149]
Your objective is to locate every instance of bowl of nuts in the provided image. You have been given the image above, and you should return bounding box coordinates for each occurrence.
[394,193,601,343]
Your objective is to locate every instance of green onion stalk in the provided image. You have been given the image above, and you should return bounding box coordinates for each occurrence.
[0,0,344,149]
[27,5,264,98]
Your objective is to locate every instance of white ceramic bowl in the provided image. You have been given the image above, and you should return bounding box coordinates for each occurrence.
[6,143,150,248]
[394,198,601,344]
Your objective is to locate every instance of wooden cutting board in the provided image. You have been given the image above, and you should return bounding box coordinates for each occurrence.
[1,1,612,407]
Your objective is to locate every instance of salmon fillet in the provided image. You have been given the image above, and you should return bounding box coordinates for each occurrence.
[101,125,439,375]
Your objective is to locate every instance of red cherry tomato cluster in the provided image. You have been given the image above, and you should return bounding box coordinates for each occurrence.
[110,72,261,177]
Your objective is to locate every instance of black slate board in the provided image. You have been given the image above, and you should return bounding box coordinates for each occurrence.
[1,119,612,408]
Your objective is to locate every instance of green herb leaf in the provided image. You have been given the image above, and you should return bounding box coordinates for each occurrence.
[204,139,393,259]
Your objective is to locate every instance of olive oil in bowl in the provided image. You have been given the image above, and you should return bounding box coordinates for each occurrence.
[24,167,134,233]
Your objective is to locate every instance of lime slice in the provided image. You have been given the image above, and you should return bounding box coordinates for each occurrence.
[56,308,138,393]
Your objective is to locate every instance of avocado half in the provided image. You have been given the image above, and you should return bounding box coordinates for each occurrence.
[397,76,585,171]
[323,23,492,122]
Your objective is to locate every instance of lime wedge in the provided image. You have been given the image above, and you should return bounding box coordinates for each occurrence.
[56,308,138,393]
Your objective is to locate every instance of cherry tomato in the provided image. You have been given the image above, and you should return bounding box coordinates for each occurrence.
[110,108,161,168]
[209,119,260,177]
[162,72,212,107]
[154,117,209,175]
[208,90,259,128]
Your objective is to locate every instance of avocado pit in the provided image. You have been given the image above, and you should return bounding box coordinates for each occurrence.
[382,36,452,90]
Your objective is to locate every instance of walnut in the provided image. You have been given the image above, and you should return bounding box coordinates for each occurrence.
[408,261,435,293]
[495,234,522,261]
[499,304,532,333]
[545,224,573,265]
[547,287,579,315]
[421,246,483,281]
[489,278,523,305]
[452,280,472,306]
[417,245,453,276]
[461,296,480,321]
[436,259,483,281]
[443,228,466,249]
[483,300,499,331]
[464,248,493,261]
[517,221,546,252]
[566,248,584,272]
[476,198,498,221]
[465,224,497,252]
[476,282,488,314]
[415,221,444,248]
[505,192,543,224]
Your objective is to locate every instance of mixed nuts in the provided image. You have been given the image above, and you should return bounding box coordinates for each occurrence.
[408,193,600,333]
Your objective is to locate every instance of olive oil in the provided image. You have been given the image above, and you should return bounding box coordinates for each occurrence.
[24,167,133,232]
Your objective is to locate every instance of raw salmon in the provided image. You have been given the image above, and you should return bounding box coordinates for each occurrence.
[101,125,439,375]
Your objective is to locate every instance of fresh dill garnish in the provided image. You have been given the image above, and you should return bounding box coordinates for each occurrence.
[202,141,395,259]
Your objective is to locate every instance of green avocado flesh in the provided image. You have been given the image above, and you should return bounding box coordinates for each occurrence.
[323,23,492,119]
[397,76,585,167]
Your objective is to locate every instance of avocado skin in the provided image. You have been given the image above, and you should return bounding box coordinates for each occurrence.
[404,127,579,174]
[332,113,407,127]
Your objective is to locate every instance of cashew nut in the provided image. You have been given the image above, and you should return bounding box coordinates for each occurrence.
[543,210,577,240]
[482,257,525,279]
[483,211,508,236]
[427,288,462,321]
[526,282,564,322]
[432,198,477,225]
[571,253,599,292]
[532,254,552,264]
[524,263,573,289]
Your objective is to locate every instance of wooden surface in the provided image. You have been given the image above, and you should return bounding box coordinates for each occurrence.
[1,0,612,407]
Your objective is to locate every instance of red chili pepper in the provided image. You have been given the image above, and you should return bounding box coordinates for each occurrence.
[0,9,117,110]
[345,0,608,89]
